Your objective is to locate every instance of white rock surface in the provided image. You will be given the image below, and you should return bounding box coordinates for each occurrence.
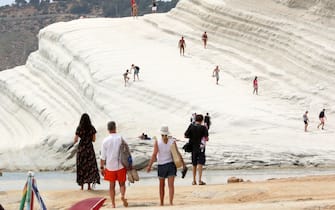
[0,0,334,171]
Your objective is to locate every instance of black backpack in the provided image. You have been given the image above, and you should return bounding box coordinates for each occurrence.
[182,142,192,153]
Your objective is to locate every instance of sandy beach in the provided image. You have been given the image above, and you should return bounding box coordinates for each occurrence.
[2,174,335,210]
[1,0,335,209]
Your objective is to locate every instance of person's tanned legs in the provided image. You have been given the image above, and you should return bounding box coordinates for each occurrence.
[168,176,175,205]
[159,178,165,206]
[109,181,116,208]
[119,181,128,207]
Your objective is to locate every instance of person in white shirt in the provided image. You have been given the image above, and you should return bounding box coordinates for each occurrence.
[100,121,128,208]
[152,1,157,13]
[146,125,187,206]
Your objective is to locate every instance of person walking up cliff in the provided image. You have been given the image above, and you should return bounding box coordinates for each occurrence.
[212,66,220,85]
[131,64,140,81]
[303,111,309,132]
[253,76,258,95]
[202,32,208,49]
[178,36,186,56]
[317,109,327,130]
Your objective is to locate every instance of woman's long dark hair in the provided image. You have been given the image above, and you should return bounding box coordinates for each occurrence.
[78,113,92,131]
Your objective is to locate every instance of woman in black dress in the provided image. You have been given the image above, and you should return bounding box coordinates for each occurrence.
[74,113,100,190]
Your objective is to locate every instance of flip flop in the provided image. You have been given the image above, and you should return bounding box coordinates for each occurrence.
[181,167,188,179]
[199,181,206,185]
[121,197,128,207]
[192,181,197,185]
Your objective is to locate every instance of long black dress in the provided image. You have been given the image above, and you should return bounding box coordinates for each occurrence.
[75,126,100,186]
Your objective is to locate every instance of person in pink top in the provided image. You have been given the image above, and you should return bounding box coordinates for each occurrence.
[131,2,138,18]
[253,76,258,95]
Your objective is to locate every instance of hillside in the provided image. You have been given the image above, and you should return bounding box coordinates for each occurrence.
[0,0,335,171]
[0,0,178,70]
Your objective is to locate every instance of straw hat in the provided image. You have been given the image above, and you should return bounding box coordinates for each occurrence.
[160,125,170,135]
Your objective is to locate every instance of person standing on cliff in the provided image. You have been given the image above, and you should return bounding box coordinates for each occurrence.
[131,64,140,81]
[131,1,138,18]
[178,36,186,56]
[317,109,327,130]
[212,65,220,85]
[152,0,157,13]
[303,111,309,132]
[123,69,130,86]
[253,76,258,95]
[202,32,208,48]
[204,113,211,130]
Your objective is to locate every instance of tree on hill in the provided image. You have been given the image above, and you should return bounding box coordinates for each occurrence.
[70,1,91,14]
[12,0,179,16]
[15,0,27,7]
[30,0,40,8]
[102,0,179,17]
[102,0,131,17]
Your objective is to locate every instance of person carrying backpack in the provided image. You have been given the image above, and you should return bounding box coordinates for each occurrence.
[184,114,208,185]
[100,121,129,208]
[131,64,140,81]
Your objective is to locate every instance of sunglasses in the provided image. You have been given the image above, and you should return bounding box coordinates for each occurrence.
[161,134,168,137]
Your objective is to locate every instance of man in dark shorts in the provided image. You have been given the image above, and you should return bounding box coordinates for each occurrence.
[317,109,326,130]
[204,113,211,130]
[303,111,309,132]
[131,64,140,81]
[184,114,208,185]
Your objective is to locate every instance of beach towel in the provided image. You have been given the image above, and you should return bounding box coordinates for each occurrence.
[119,139,132,170]
[69,197,106,210]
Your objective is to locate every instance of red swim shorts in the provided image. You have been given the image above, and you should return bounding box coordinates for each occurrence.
[104,168,127,182]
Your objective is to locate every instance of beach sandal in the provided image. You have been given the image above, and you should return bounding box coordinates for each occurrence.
[181,167,188,179]
[192,181,197,185]
[121,197,128,207]
[199,181,206,185]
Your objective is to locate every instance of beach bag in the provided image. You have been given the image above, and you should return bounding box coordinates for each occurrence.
[127,168,139,183]
[170,143,183,168]
[182,142,192,153]
[119,139,132,170]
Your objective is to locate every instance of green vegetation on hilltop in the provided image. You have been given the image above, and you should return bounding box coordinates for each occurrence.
[0,0,179,70]
[7,0,179,17]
